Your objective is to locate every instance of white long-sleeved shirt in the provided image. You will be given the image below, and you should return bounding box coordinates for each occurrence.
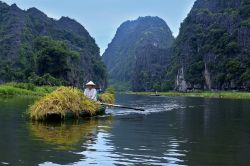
[84,88,97,101]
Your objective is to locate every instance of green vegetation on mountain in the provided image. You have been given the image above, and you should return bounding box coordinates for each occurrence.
[0,2,106,87]
[30,36,80,86]
[103,0,250,92]
[172,0,250,91]
[102,16,174,91]
[1,0,249,92]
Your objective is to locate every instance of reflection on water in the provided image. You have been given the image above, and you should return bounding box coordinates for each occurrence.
[30,120,102,150]
[0,95,250,165]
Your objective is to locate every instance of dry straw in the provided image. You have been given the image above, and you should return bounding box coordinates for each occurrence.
[29,87,115,120]
[99,92,115,104]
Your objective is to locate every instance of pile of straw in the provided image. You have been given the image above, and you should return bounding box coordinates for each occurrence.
[29,87,100,120]
[99,92,115,104]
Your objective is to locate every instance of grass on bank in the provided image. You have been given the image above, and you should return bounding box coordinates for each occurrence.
[0,82,57,96]
[129,91,250,99]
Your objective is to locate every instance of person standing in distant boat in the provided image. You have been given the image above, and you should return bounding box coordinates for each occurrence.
[84,81,97,101]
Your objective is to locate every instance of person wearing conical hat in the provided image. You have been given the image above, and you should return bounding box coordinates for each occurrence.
[84,81,97,101]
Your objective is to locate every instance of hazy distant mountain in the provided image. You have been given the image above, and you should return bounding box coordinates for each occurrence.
[102,16,174,91]
[172,0,250,91]
[0,1,106,87]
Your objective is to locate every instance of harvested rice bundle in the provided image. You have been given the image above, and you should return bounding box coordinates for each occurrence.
[98,93,115,104]
[29,87,100,120]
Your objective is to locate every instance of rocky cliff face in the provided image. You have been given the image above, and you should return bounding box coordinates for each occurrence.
[102,16,174,91]
[0,1,106,87]
[173,0,250,91]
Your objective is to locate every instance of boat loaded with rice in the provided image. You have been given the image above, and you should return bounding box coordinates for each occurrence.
[28,87,115,121]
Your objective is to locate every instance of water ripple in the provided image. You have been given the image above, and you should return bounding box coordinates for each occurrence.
[106,103,184,116]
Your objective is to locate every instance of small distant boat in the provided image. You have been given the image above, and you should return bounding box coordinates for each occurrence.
[150,92,161,96]
[149,94,160,96]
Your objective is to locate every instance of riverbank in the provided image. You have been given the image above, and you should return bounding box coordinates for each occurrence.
[128,91,250,99]
[0,83,57,96]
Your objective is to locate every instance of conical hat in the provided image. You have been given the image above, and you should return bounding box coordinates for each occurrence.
[86,81,95,86]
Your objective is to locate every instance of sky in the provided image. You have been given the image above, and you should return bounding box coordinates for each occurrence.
[2,0,196,54]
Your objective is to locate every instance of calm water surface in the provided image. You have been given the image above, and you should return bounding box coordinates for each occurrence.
[0,94,250,166]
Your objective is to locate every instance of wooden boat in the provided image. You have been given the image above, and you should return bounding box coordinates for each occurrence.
[29,87,114,121]
[44,106,106,121]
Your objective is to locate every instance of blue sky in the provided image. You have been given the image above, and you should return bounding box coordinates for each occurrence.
[2,0,196,54]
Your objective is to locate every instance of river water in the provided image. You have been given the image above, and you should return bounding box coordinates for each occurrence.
[0,94,250,166]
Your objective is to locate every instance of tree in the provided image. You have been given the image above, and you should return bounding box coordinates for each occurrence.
[34,36,79,84]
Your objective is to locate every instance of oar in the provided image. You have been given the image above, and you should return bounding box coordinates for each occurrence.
[100,103,145,111]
